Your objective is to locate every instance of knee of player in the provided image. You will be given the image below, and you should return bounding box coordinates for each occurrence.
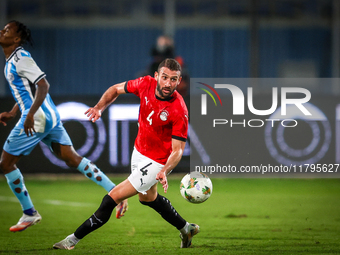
[139,199,152,207]
[139,191,158,204]
[64,159,78,168]
[0,160,4,172]
[108,189,129,205]
[0,159,15,173]
[63,155,82,168]
[55,145,82,168]
[101,194,117,210]
[108,191,122,204]
[139,193,159,206]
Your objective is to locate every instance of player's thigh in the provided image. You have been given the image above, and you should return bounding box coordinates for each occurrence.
[0,150,22,173]
[42,124,81,166]
[128,148,163,195]
[3,126,45,157]
[51,143,82,166]
[42,123,73,157]
[108,179,138,203]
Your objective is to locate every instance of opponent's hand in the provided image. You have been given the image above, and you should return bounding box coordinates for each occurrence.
[0,112,15,126]
[85,108,102,123]
[156,171,168,193]
[24,113,36,136]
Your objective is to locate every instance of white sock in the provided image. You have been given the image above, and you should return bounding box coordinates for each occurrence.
[67,233,80,245]
[179,222,190,235]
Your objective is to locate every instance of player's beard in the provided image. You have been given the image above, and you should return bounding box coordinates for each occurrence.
[156,82,175,99]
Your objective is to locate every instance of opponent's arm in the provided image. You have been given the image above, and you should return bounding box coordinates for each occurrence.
[0,103,20,126]
[156,138,186,193]
[85,82,126,123]
[24,78,49,136]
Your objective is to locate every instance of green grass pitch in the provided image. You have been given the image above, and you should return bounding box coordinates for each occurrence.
[0,175,339,254]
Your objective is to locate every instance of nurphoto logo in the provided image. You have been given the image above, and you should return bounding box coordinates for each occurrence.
[197,82,312,128]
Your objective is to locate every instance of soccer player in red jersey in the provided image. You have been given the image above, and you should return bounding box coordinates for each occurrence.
[53,58,199,250]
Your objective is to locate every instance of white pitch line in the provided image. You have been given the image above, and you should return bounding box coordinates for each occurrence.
[43,199,97,207]
[0,196,97,208]
[0,196,17,203]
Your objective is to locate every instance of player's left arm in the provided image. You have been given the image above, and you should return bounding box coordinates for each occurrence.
[24,78,49,136]
[156,138,186,193]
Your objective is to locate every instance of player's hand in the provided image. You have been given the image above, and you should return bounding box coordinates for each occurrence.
[85,108,102,123]
[0,112,15,126]
[156,171,168,193]
[23,113,36,136]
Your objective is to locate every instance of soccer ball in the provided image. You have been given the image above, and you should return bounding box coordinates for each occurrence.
[180,172,213,203]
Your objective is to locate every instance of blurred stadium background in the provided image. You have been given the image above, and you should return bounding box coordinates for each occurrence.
[0,0,339,174]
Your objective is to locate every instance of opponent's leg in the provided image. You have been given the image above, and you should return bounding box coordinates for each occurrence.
[76,157,115,192]
[0,151,41,232]
[52,143,115,192]
[53,143,128,218]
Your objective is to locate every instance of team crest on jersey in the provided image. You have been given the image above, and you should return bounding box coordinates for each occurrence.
[160,110,169,121]
[7,73,14,82]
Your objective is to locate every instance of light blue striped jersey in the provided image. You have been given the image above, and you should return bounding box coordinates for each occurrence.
[4,47,60,133]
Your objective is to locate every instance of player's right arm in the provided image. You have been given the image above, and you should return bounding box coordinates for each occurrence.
[156,138,186,193]
[85,82,126,123]
[0,103,19,126]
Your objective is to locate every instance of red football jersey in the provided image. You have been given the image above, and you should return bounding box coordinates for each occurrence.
[125,75,188,165]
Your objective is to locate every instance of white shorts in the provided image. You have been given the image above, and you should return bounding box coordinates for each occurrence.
[128,148,164,194]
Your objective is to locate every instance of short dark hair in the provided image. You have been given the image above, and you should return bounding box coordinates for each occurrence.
[9,20,34,46]
[157,58,182,74]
